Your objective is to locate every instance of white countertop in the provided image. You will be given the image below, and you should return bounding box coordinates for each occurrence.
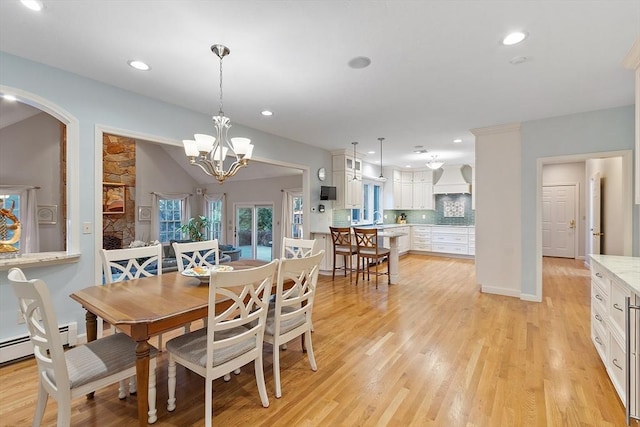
[589,254,640,295]
[310,223,475,234]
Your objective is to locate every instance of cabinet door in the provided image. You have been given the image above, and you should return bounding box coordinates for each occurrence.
[393,180,402,209]
[412,182,424,208]
[401,182,413,209]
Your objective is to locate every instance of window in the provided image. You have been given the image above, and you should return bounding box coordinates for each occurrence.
[352,182,382,224]
[0,194,21,250]
[206,198,224,241]
[158,198,183,243]
[292,195,303,238]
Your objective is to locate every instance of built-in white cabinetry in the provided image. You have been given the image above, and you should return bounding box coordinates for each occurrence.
[382,225,411,255]
[590,255,640,423]
[332,154,363,209]
[386,169,435,210]
[411,226,432,251]
[311,232,344,274]
[412,170,434,209]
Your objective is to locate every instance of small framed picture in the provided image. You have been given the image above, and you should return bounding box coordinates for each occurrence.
[138,205,152,222]
[37,205,57,224]
[103,182,125,214]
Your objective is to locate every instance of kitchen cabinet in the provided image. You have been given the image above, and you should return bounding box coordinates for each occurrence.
[332,154,363,209]
[411,226,432,251]
[382,225,411,255]
[431,226,469,255]
[589,255,640,424]
[412,170,434,210]
[311,232,344,274]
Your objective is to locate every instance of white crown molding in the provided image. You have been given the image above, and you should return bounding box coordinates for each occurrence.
[470,123,521,137]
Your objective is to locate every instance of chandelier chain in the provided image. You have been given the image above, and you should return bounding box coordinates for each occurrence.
[218,54,224,116]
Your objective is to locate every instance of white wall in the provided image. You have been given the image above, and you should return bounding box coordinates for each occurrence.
[134,142,200,241]
[0,112,64,252]
[204,174,302,257]
[473,124,522,298]
[542,162,586,258]
[586,157,625,255]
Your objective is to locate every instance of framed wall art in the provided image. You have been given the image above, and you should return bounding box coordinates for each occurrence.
[37,205,57,224]
[138,205,152,222]
[103,182,125,214]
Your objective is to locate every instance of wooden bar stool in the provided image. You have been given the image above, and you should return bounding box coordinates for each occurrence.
[329,226,357,281]
[353,227,390,288]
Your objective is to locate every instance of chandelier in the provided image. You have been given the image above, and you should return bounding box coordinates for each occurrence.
[183,44,254,183]
[426,154,444,170]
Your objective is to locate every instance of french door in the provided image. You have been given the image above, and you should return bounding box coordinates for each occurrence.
[235,204,273,261]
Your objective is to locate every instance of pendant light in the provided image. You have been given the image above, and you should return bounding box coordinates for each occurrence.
[377,137,385,179]
[351,141,359,181]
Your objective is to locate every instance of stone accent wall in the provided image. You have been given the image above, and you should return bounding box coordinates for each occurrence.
[103,134,136,248]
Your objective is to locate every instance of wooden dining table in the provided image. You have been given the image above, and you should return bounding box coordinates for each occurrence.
[69,259,268,426]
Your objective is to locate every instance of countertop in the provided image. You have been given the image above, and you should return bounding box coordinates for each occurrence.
[589,254,640,295]
[309,224,474,234]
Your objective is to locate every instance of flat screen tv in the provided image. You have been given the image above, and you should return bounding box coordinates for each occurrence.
[320,186,337,201]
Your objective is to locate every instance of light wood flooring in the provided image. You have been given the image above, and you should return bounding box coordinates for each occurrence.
[1,255,637,426]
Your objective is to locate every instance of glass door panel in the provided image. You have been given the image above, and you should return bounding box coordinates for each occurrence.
[236,205,253,259]
[235,204,273,261]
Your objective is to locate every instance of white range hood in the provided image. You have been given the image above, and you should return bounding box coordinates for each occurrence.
[433,164,471,194]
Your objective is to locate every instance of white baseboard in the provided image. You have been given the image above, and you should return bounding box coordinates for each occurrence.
[480,285,521,298]
[520,293,542,302]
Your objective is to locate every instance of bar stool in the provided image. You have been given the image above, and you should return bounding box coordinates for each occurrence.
[353,227,390,288]
[329,226,357,281]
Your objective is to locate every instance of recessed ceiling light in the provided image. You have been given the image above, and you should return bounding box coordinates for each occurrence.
[2,94,17,101]
[453,138,462,143]
[405,165,412,168]
[348,56,371,69]
[21,0,43,11]
[502,31,528,46]
[261,110,273,116]
[367,151,375,154]
[127,60,150,71]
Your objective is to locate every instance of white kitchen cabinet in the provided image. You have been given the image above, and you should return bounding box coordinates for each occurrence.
[382,226,411,255]
[411,226,432,251]
[311,232,344,274]
[332,154,363,209]
[412,181,434,209]
[431,226,469,255]
[467,226,476,255]
[589,255,640,423]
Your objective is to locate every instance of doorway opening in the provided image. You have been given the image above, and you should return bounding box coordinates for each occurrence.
[235,204,274,261]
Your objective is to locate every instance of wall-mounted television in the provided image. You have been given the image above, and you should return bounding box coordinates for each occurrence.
[320,186,337,201]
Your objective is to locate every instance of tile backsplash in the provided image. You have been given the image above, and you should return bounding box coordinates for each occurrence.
[332,193,474,226]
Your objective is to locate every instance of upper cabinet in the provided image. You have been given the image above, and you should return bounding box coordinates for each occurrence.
[623,37,640,205]
[385,169,434,210]
[332,153,363,209]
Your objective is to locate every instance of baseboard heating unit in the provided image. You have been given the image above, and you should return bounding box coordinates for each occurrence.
[0,322,78,364]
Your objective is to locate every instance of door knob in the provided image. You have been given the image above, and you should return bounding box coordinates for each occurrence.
[592,232,604,236]
[568,219,576,229]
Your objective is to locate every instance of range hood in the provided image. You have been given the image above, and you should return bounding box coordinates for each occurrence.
[433,164,471,194]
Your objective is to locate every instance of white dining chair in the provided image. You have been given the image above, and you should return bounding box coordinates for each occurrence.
[166,260,279,427]
[264,250,324,398]
[8,267,159,425]
[172,239,220,272]
[281,236,321,259]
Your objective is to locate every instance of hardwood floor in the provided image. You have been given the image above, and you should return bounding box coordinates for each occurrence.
[1,255,636,426]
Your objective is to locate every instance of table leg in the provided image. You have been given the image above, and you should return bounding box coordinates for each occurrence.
[388,237,399,284]
[135,340,151,427]
[85,310,97,399]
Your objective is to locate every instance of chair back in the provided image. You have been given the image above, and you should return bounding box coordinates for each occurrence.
[329,226,354,249]
[281,237,320,259]
[8,268,70,394]
[205,259,279,373]
[173,239,220,272]
[100,244,163,283]
[353,227,382,255]
[272,251,324,338]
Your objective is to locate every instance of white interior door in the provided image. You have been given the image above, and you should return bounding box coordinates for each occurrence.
[542,185,576,258]
[589,172,602,255]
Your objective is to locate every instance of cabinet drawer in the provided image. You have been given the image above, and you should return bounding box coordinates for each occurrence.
[412,226,432,235]
[591,282,608,314]
[592,322,608,363]
[609,279,629,340]
[591,264,610,291]
[412,243,432,251]
[432,233,469,244]
[608,333,627,404]
[432,243,468,255]
[431,227,468,235]
[591,303,607,331]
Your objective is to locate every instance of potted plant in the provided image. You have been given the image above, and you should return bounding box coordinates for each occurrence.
[178,215,212,241]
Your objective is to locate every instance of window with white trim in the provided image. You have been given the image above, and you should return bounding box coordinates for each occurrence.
[158,198,183,243]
